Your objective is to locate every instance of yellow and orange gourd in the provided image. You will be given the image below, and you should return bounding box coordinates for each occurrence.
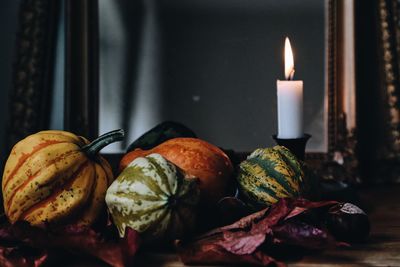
[2,129,124,227]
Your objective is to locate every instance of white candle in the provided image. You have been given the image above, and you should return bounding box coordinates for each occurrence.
[277,37,304,139]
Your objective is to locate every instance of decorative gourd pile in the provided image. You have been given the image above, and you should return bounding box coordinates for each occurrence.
[1,121,308,247]
[0,122,372,267]
[106,153,200,242]
[2,129,124,226]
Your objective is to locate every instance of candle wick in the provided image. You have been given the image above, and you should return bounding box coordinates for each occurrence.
[288,69,295,81]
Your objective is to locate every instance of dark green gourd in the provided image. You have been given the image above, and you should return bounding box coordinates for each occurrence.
[126,121,196,152]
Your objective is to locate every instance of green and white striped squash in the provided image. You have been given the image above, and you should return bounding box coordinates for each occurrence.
[237,146,305,207]
[105,153,199,242]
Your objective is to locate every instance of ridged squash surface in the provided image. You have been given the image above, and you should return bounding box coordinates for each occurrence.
[237,146,304,206]
[106,153,199,241]
[2,130,116,226]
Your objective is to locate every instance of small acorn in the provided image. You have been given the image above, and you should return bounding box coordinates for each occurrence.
[326,203,370,243]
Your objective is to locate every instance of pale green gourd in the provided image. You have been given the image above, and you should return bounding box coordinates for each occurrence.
[105,153,199,242]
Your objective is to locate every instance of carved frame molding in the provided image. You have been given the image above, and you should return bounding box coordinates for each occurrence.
[374,0,400,182]
[306,0,359,183]
[5,0,59,152]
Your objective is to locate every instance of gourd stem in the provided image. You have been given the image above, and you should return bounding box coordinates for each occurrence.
[82,129,125,157]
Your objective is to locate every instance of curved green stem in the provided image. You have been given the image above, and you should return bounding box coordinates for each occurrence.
[82,129,125,157]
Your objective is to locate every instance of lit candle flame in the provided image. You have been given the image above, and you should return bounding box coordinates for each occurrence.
[284,37,295,80]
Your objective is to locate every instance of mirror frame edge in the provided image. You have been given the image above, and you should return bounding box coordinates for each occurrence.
[4,0,60,153]
[306,0,359,182]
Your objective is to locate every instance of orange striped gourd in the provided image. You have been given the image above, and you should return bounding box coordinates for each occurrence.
[2,129,124,226]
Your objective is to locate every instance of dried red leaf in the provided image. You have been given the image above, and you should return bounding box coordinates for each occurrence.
[250,199,292,235]
[176,236,283,267]
[216,196,252,225]
[0,246,47,267]
[218,231,267,255]
[284,199,338,220]
[199,207,269,238]
[272,222,337,249]
[177,198,343,266]
[0,222,140,267]
[0,223,49,267]
[253,199,338,233]
[47,225,140,267]
[215,199,292,254]
[0,224,16,242]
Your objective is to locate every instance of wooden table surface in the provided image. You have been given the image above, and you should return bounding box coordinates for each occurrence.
[132,185,400,267]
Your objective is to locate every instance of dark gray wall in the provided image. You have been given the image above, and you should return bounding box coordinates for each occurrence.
[99,0,326,152]
[159,3,325,151]
[0,0,21,152]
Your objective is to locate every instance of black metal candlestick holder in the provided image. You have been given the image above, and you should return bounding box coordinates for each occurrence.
[272,134,311,161]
